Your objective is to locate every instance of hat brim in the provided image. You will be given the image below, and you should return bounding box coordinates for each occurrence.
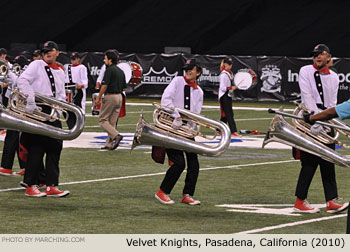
[183,64,196,70]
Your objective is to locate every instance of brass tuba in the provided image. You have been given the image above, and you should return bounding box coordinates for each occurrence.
[263,108,350,167]
[12,63,22,76]
[0,89,85,140]
[291,102,350,148]
[132,102,231,156]
[0,58,8,81]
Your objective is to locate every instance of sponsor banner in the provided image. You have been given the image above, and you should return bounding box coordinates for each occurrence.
[56,52,350,103]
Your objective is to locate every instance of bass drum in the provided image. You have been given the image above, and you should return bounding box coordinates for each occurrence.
[233,69,257,90]
[117,61,143,86]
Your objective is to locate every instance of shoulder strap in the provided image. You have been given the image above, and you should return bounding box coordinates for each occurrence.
[44,66,56,97]
[313,71,325,109]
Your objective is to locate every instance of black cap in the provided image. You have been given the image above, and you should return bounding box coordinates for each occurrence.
[14,55,29,68]
[183,58,201,70]
[311,44,330,56]
[70,52,80,60]
[32,49,41,57]
[223,57,233,65]
[0,48,7,56]
[41,41,59,53]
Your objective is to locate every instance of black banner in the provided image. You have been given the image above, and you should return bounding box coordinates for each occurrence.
[32,52,350,104]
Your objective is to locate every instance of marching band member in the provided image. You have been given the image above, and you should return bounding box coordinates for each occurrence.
[95,63,106,90]
[155,58,203,205]
[96,49,127,150]
[64,52,88,113]
[0,48,11,108]
[16,41,69,197]
[218,57,240,137]
[293,44,348,213]
[32,49,42,61]
[0,55,27,176]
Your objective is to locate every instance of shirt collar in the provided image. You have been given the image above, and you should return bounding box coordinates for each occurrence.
[313,64,330,74]
[184,76,198,89]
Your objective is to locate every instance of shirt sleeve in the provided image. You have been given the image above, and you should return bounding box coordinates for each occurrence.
[16,62,37,103]
[219,73,230,93]
[335,100,350,120]
[101,67,111,86]
[97,64,106,83]
[161,78,180,118]
[81,66,88,88]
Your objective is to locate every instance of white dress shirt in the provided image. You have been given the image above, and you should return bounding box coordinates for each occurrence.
[299,65,339,113]
[17,59,66,104]
[218,70,233,100]
[97,64,106,83]
[64,63,88,112]
[161,76,203,118]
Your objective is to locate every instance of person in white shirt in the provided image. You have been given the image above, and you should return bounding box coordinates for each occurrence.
[293,44,348,214]
[218,57,240,137]
[0,48,12,107]
[64,52,88,113]
[155,58,203,206]
[0,55,27,176]
[16,41,70,198]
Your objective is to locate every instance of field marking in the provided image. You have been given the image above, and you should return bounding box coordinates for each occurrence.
[234,214,347,234]
[0,159,297,193]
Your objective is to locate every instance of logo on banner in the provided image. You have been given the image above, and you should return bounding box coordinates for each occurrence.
[260,64,282,93]
[198,67,220,87]
[142,67,178,84]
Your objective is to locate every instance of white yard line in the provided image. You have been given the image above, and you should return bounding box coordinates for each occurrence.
[235,214,347,234]
[0,159,297,193]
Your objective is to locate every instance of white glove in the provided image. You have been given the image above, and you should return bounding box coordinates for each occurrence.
[310,124,325,135]
[25,102,39,114]
[171,117,182,130]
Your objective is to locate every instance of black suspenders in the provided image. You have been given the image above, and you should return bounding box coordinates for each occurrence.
[184,85,190,110]
[44,66,56,97]
[313,71,326,109]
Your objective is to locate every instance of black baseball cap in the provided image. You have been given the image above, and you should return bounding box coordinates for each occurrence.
[223,57,233,65]
[41,41,59,53]
[311,44,330,56]
[14,55,29,68]
[183,58,201,70]
[32,49,41,57]
[0,48,7,55]
[70,52,80,60]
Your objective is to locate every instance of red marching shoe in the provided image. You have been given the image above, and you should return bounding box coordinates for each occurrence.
[46,186,70,197]
[13,169,25,176]
[25,185,46,197]
[326,198,349,213]
[155,189,175,204]
[0,168,13,176]
[293,198,320,213]
[181,194,201,205]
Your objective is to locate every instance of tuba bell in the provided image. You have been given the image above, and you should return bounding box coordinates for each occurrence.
[12,63,22,76]
[0,89,85,140]
[132,102,231,156]
[263,107,350,167]
[0,58,8,81]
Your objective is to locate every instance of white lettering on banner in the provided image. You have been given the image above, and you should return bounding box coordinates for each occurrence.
[288,70,299,82]
[198,67,220,83]
[142,67,178,84]
[89,66,101,76]
[338,72,350,83]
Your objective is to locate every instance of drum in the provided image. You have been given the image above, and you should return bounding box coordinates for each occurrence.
[65,89,73,103]
[233,69,257,90]
[118,61,143,85]
[92,93,104,115]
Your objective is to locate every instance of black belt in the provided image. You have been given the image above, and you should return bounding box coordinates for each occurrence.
[105,92,121,95]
